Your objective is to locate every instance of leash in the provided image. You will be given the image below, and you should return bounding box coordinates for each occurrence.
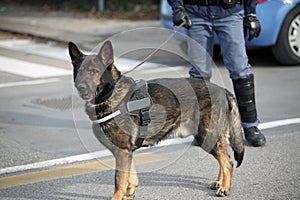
[122,21,185,75]
[91,22,185,125]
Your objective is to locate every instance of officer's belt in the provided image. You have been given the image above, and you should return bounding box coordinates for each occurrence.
[184,0,243,6]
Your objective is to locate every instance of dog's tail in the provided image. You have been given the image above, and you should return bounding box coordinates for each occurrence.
[226,91,244,168]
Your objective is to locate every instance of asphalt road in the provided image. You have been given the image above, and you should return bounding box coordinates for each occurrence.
[0,31,299,200]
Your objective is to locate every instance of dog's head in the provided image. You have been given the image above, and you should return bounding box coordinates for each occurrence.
[68,41,120,101]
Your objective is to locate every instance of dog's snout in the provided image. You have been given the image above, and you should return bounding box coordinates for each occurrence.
[77,83,87,92]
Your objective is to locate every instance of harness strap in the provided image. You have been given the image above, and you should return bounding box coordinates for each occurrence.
[135,135,146,148]
[129,80,152,148]
[91,96,151,125]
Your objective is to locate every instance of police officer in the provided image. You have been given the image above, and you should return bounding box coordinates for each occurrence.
[167,0,266,146]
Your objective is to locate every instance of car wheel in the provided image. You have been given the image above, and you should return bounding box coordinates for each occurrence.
[271,5,300,65]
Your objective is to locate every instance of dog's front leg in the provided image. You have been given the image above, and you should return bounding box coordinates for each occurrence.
[126,162,138,199]
[112,149,133,200]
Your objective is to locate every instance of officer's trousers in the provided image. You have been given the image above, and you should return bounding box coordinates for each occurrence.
[186,8,259,128]
[187,9,252,80]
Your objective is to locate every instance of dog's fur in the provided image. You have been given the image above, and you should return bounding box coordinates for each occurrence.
[69,41,244,199]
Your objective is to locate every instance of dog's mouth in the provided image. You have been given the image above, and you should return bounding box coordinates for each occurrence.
[76,83,112,102]
[75,83,97,101]
[80,93,95,101]
[77,88,96,101]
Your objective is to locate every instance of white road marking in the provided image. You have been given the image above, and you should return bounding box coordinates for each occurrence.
[115,58,186,74]
[0,118,299,175]
[0,55,72,78]
[0,52,171,78]
[0,150,112,175]
[140,66,186,74]
[0,39,69,61]
[258,118,300,130]
[0,78,61,88]
[115,58,163,73]
[0,39,183,75]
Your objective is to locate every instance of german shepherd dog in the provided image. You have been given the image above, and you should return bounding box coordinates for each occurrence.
[68,40,244,199]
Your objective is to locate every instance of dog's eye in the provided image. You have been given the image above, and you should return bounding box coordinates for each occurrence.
[89,69,98,75]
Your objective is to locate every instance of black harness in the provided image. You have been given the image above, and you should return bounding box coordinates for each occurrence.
[127,80,152,147]
[90,79,152,148]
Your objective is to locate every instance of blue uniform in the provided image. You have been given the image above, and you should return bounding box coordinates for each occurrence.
[168,0,260,128]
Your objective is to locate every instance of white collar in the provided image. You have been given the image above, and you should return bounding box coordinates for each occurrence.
[92,110,121,124]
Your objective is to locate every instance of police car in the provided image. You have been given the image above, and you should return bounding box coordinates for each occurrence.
[160,0,300,65]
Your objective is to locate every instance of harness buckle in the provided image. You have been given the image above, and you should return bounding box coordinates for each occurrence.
[140,109,151,126]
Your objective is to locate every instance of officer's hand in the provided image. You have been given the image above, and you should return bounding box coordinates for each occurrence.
[172,6,192,29]
[244,14,261,41]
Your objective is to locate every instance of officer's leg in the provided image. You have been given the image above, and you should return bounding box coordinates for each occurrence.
[215,11,266,147]
[187,17,214,81]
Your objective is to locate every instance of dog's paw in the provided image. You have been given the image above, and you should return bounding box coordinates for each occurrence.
[122,193,135,200]
[216,187,230,197]
[122,195,135,200]
[209,181,222,190]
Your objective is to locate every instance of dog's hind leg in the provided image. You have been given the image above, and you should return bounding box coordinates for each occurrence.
[209,166,223,191]
[125,162,138,200]
[210,139,233,197]
[112,150,133,200]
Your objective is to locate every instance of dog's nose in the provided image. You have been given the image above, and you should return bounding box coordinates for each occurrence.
[77,83,87,93]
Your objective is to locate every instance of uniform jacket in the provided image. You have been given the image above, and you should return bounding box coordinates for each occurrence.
[167,0,257,17]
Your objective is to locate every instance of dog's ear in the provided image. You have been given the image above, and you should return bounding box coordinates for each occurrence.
[68,42,83,62]
[98,40,114,67]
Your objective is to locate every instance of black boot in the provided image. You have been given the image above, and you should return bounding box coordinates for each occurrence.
[233,74,266,147]
[243,126,266,147]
